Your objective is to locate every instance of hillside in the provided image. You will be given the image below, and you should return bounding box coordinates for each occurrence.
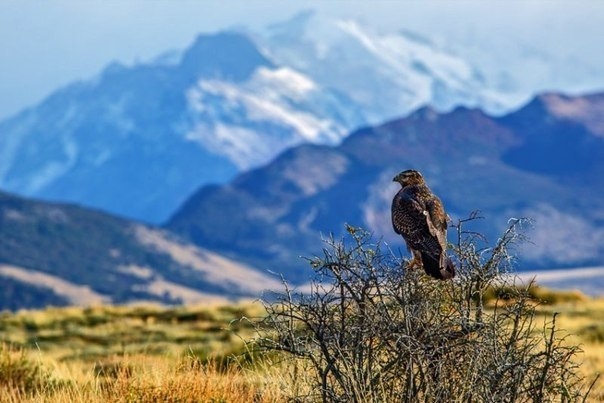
[167,92,604,283]
[0,191,280,310]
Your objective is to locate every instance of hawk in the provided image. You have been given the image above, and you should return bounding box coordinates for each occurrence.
[391,169,455,280]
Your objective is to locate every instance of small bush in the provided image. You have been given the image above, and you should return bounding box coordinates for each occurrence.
[578,323,604,344]
[251,216,599,402]
[483,284,587,305]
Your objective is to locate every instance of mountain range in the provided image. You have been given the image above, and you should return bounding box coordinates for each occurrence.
[1,11,604,309]
[0,30,363,223]
[167,92,604,283]
[2,11,601,224]
[1,91,603,309]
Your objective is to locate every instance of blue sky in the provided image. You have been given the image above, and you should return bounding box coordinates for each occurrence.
[1,0,603,120]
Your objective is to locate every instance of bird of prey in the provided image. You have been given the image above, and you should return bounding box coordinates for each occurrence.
[391,169,455,280]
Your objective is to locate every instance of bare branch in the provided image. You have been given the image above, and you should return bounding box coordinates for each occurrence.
[245,216,595,402]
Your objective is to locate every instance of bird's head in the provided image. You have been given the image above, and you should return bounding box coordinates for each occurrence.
[393,169,424,187]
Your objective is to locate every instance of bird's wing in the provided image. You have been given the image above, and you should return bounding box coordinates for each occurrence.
[391,193,402,234]
[425,196,448,250]
[391,190,425,236]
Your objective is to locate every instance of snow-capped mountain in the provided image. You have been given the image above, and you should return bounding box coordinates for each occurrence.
[1,11,602,224]
[257,11,513,121]
[258,11,604,121]
[0,31,364,223]
[185,65,363,169]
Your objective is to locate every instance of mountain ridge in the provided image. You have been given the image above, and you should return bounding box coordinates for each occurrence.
[1,91,603,309]
[167,91,604,282]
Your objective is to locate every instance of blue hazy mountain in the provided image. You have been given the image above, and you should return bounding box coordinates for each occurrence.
[167,92,604,283]
[0,30,365,223]
[3,12,594,224]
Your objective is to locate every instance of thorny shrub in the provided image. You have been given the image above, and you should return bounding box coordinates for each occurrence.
[250,214,599,402]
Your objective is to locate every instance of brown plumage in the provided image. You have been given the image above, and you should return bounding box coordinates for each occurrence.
[391,169,455,280]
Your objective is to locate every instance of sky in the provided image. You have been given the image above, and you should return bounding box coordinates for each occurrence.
[1,0,603,120]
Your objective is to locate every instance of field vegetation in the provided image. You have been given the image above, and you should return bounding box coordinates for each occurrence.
[1,219,603,401]
[0,292,603,401]
[0,302,288,402]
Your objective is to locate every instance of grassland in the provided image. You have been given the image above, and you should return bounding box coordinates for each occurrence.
[0,301,288,402]
[1,290,603,402]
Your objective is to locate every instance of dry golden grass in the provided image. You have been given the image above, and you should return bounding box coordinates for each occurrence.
[0,352,286,403]
[0,301,287,402]
[531,296,604,401]
[0,302,264,363]
[1,293,603,401]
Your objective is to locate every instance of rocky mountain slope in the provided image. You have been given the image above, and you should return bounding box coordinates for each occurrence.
[167,92,604,283]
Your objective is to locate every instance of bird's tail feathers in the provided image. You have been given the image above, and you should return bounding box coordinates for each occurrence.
[421,252,456,280]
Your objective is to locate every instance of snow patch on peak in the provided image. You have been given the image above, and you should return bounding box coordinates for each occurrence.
[25,137,78,193]
[253,67,317,99]
[186,122,272,169]
[185,65,349,169]
[336,19,477,93]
